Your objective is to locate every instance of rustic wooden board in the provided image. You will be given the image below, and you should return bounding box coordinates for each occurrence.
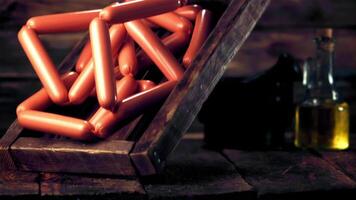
[0,170,39,196]
[317,135,356,182]
[227,29,356,77]
[319,151,356,184]
[143,138,254,200]
[131,0,270,176]
[258,0,356,28]
[40,173,145,198]
[0,121,23,170]
[11,137,136,176]
[0,34,87,171]
[223,149,356,199]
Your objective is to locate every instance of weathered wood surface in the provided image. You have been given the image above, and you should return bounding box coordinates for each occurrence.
[131,0,270,176]
[259,0,356,28]
[0,34,88,171]
[2,135,356,199]
[317,135,356,183]
[40,173,145,198]
[227,30,356,77]
[223,149,356,199]
[0,170,39,196]
[0,121,23,170]
[1,0,266,176]
[11,137,136,176]
[143,138,254,199]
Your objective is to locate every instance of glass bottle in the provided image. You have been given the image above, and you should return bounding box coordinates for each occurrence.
[294,29,349,150]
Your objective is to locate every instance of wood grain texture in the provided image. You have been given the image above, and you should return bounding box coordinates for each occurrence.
[0,121,23,170]
[143,139,254,200]
[40,173,145,198]
[0,34,88,171]
[131,0,270,176]
[227,29,356,77]
[0,170,39,196]
[317,135,356,183]
[259,0,356,28]
[223,149,356,199]
[319,151,356,184]
[10,137,136,176]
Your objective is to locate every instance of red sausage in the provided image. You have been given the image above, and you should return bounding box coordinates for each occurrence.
[69,24,126,105]
[183,10,213,68]
[147,12,192,34]
[142,19,160,29]
[89,75,138,136]
[90,17,117,110]
[100,0,182,24]
[18,110,95,140]
[114,66,124,80]
[137,80,156,92]
[16,72,78,115]
[174,5,202,21]
[125,20,184,81]
[89,81,176,138]
[27,9,100,34]
[18,26,68,105]
[118,37,138,76]
[75,40,92,73]
[137,31,190,72]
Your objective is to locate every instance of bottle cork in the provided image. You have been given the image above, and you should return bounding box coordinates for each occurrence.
[316,28,333,39]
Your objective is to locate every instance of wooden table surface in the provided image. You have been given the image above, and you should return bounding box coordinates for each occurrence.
[1,133,355,200]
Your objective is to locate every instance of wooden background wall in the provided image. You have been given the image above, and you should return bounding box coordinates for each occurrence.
[0,0,356,134]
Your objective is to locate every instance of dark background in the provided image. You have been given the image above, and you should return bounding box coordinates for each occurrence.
[0,0,355,139]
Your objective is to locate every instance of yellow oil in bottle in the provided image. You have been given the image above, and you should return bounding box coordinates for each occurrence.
[295,101,349,150]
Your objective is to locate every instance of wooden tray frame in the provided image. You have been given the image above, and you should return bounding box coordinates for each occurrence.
[0,0,270,176]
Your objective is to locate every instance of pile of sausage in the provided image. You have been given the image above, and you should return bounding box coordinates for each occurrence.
[16,0,213,140]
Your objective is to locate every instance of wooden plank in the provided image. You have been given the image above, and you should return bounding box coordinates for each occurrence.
[0,34,87,170]
[223,149,356,199]
[143,138,254,200]
[226,29,356,77]
[0,121,24,170]
[258,0,356,28]
[317,135,356,182]
[10,137,136,176]
[131,0,270,176]
[320,151,356,184]
[0,170,39,196]
[40,173,145,198]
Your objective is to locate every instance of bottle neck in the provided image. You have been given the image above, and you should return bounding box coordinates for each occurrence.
[303,37,338,103]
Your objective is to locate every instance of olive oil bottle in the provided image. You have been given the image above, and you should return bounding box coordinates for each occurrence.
[294,29,349,150]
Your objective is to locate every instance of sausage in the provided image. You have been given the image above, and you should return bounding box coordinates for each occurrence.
[18,26,68,105]
[89,75,138,134]
[142,19,160,29]
[89,81,176,138]
[75,40,92,73]
[114,66,124,80]
[118,37,138,76]
[100,0,182,24]
[147,12,192,34]
[69,24,126,105]
[183,9,213,68]
[26,9,100,34]
[16,72,78,115]
[174,5,202,21]
[125,20,184,81]
[137,80,156,92]
[18,110,95,140]
[90,17,117,110]
[137,31,190,72]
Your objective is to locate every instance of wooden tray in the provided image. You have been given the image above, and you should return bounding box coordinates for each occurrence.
[0,0,269,176]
